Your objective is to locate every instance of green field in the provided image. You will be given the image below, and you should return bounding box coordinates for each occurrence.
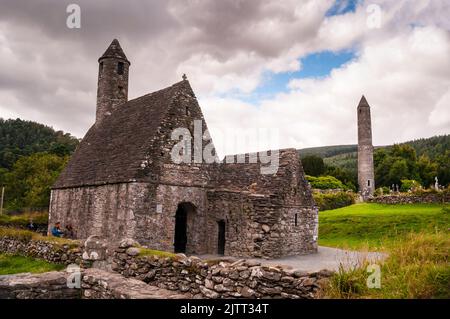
[319,203,449,249]
[320,203,450,298]
[0,253,65,275]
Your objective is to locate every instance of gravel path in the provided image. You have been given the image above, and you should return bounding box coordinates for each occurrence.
[198,246,387,272]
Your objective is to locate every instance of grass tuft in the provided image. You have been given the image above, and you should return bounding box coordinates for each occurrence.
[138,247,178,259]
[324,231,450,299]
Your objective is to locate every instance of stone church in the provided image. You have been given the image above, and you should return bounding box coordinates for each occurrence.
[49,39,318,259]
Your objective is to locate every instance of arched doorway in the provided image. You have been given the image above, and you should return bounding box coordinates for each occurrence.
[217,220,226,255]
[174,202,196,253]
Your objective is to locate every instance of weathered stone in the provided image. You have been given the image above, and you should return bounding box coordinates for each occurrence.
[200,286,220,299]
[205,278,214,289]
[240,286,256,298]
[214,284,232,292]
[222,278,235,287]
[212,276,223,283]
[262,270,282,281]
[126,247,141,256]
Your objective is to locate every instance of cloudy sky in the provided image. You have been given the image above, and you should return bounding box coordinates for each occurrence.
[0,0,449,156]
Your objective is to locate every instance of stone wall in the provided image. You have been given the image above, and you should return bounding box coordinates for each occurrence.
[368,192,450,204]
[0,236,331,299]
[0,236,83,265]
[111,241,331,299]
[0,271,81,299]
[49,182,147,245]
[0,269,187,299]
[81,268,187,299]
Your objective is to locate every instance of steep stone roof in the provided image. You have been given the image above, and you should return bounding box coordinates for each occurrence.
[53,80,193,189]
[98,39,130,63]
[358,95,369,107]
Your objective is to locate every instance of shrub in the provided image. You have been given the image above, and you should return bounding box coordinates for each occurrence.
[306,175,346,190]
[313,192,355,211]
[400,179,421,192]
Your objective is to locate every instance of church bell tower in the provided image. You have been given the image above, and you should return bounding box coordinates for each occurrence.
[96,39,130,124]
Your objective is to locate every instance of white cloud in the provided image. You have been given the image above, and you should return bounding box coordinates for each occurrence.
[429,89,450,128]
[0,0,448,150]
[203,24,450,154]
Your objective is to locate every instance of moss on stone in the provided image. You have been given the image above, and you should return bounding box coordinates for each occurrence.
[137,247,178,259]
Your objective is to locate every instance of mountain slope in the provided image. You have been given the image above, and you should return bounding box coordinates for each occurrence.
[0,118,79,170]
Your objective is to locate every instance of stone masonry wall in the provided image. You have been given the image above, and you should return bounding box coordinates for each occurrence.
[0,236,332,299]
[0,236,83,265]
[0,271,81,299]
[368,192,450,204]
[112,241,332,299]
[49,182,149,244]
[0,269,187,299]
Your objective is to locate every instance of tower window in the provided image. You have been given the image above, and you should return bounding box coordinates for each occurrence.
[99,62,104,73]
[117,62,124,75]
[294,213,298,226]
[368,180,371,187]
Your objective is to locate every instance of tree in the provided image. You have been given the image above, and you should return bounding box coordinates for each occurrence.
[436,150,450,187]
[306,175,346,190]
[417,155,438,188]
[388,159,409,186]
[301,155,325,176]
[325,166,357,191]
[0,118,79,170]
[4,153,68,210]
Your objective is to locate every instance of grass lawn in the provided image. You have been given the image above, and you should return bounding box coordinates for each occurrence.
[0,253,65,275]
[319,203,449,250]
[319,203,450,298]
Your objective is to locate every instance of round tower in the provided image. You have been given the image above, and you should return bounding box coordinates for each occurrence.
[357,95,375,199]
[96,39,130,124]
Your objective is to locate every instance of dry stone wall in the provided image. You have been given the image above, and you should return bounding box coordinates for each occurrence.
[0,271,80,299]
[0,236,83,265]
[369,192,449,204]
[0,269,187,299]
[112,241,332,299]
[0,236,331,299]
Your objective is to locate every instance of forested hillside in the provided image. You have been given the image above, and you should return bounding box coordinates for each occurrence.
[0,118,79,210]
[0,118,79,169]
[299,135,450,161]
[298,134,450,189]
